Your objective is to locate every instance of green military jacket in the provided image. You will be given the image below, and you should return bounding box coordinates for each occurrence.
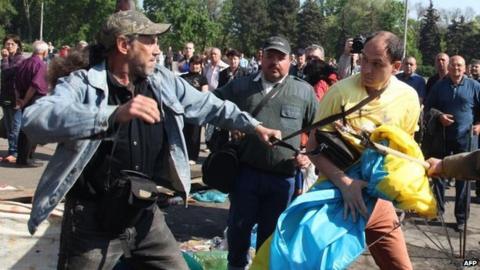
[215,72,318,176]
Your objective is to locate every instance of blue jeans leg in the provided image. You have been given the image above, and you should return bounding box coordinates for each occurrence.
[256,176,294,250]
[2,107,21,156]
[454,180,470,225]
[227,166,295,268]
[227,168,259,268]
[432,177,446,215]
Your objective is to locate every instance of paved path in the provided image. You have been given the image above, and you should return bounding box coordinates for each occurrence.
[0,137,479,269]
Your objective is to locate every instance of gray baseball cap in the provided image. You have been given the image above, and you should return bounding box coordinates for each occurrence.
[96,10,171,49]
[262,36,291,55]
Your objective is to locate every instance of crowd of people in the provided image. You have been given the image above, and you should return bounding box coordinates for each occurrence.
[1,3,480,270]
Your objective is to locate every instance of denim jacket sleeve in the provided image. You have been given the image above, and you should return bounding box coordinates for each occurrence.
[152,66,261,133]
[22,69,117,144]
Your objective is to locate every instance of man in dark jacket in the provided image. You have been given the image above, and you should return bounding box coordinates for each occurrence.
[424,55,480,231]
[218,49,247,88]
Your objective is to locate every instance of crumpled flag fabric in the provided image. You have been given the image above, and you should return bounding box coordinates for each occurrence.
[250,124,437,270]
[366,125,437,218]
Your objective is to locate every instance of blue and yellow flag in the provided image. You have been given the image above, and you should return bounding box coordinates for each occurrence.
[251,125,437,270]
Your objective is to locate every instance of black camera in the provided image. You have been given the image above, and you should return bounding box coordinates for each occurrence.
[351,35,365,54]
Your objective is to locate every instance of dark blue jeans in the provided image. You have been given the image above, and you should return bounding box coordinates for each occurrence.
[2,106,21,156]
[227,165,295,268]
[58,196,188,270]
[432,142,471,225]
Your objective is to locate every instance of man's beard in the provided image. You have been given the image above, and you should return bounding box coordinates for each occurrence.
[130,62,152,79]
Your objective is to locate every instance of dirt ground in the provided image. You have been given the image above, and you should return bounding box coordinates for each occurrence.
[164,197,480,270]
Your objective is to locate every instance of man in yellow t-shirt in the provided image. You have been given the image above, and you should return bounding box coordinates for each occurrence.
[306,31,419,270]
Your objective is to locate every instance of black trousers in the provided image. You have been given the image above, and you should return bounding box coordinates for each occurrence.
[182,123,201,161]
[58,196,188,270]
[17,97,41,164]
[16,129,35,164]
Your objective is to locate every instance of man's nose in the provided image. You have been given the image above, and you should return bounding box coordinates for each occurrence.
[362,63,372,74]
[152,44,160,56]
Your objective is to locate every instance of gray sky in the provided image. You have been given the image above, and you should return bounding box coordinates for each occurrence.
[409,0,480,19]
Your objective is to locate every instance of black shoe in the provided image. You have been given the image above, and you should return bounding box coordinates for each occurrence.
[16,160,43,168]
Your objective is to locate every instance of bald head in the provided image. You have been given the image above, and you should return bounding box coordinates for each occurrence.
[435,53,449,75]
[365,31,403,63]
[402,56,417,76]
[448,55,466,83]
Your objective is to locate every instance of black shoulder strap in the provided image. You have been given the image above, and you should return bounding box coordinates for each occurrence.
[251,83,282,117]
[278,87,385,142]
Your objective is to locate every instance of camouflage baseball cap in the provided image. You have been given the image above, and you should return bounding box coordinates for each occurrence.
[96,10,171,49]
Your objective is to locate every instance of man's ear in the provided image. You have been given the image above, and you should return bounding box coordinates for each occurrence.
[116,36,129,55]
[392,60,402,73]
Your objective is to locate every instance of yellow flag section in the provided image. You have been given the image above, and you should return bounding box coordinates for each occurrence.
[251,124,437,270]
[368,125,437,218]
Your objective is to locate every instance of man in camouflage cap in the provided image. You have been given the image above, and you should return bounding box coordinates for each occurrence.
[22,10,281,269]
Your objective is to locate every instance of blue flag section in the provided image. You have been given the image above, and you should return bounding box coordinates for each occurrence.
[251,125,437,270]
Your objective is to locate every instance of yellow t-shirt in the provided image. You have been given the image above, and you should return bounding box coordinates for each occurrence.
[315,74,420,137]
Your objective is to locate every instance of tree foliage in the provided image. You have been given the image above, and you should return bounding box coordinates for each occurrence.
[144,0,220,53]
[419,1,441,66]
[267,0,299,47]
[0,0,479,63]
[297,0,324,50]
[445,16,480,61]
[0,0,17,40]
[230,0,270,55]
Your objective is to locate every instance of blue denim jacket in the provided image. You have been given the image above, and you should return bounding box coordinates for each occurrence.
[22,62,260,234]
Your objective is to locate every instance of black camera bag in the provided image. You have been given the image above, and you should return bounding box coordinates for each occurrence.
[98,170,159,235]
[202,84,282,193]
[314,130,361,170]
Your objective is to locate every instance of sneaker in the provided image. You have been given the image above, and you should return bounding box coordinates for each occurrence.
[188,160,196,165]
[455,223,465,232]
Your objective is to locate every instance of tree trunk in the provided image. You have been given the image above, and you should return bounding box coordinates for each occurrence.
[22,0,32,42]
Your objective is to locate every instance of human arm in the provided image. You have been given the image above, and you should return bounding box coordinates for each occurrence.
[427,150,480,180]
[22,70,118,144]
[165,69,279,142]
[17,86,37,108]
[304,84,367,221]
[306,130,368,221]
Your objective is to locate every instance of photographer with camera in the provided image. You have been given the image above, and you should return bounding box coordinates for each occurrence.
[337,36,364,79]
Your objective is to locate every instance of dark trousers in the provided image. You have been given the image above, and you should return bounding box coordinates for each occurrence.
[182,123,201,161]
[433,177,470,224]
[58,196,188,270]
[16,129,36,164]
[227,165,295,268]
[432,142,471,224]
[17,99,41,164]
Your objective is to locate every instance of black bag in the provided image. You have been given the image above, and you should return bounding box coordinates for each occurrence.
[98,170,159,235]
[202,84,283,193]
[206,127,230,153]
[314,130,361,170]
[202,142,239,193]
